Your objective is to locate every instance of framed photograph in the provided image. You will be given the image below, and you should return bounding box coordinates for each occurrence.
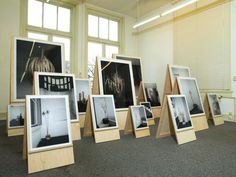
[97,58,136,110]
[90,95,118,131]
[113,54,143,96]
[34,72,79,122]
[177,77,205,117]
[8,103,25,129]
[143,83,161,107]
[140,102,154,119]
[169,65,190,86]
[11,37,64,102]
[207,93,222,117]
[167,95,193,132]
[26,95,72,153]
[75,79,91,114]
[130,105,149,130]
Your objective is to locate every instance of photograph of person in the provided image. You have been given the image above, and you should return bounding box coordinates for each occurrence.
[26,95,72,152]
[98,58,136,110]
[143,83,161,107]
[140,102,154,119]
[177,77,205,117]
[12,37,63,102]
[90,95,118,131]
[8,103,25,128]
[75,79,90,113]
[131,105,148,130]
[169,65,190,86]
[34,72,79,122]
[167,95,193,131]
[207,93,222,117]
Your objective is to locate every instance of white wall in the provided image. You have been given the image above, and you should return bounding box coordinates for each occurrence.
[0,0,20,114]
[231,0,236,96]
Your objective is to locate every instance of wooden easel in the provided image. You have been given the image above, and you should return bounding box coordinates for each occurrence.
[8,127,24,137]
[161,64,173,104]
[83,97,120,143]
[71,122,81,140]
[124,107,150,138]
[23,101,74,174]
[137,82,161,119]
[203,94,224,126]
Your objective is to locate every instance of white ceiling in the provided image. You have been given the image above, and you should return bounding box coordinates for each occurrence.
[85,0,174,18]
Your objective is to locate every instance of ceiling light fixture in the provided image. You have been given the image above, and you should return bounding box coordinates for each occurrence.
[133,15,161,29]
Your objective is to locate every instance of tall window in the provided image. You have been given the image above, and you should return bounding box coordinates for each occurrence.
[87,11,122,79]
[26,0,73,72]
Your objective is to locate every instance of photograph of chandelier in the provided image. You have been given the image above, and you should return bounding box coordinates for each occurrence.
[98,58,136,110]
[12,37,63,102]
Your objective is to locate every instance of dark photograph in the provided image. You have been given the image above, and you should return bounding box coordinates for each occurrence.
[14,38,63,101]
[144,83,161,107]
[115,55,142,96]
[27,96,72,152]
[35,72,79,121]
[99,59,136,109]
[75,79,90,113]
[208,93,222,117]
[168,95,193,131]
[131,106,148,130]
[8,104,25,128]
[140,102,153,119]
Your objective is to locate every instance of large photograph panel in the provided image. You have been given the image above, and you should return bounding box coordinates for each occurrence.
[144,83,161,107]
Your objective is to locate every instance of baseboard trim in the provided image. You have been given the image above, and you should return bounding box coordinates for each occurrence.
[0,112,7,120]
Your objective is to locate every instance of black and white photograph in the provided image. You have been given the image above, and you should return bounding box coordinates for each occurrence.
[169,65,190,86]
[12,37,63,102]
[131,106,148,130]
[26,95,72,152]
[167,95,193,131]
[143,83,161,107]
[90,95,118,131]
[114,54,143,96]
[177,77,205,116]
[8,103,25,129]
[207,93,222,117]
[75,79,90,113]
[140,102,154,119]
[98,58,136,110]
[34,72,79,122]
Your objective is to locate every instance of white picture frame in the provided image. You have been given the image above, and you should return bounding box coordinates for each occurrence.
[97,57,136,111]
[130,105,149,130]
[8,103,25,129]
[167,95,193,132]
[90,95,119,131]
[207,93,222,117]
[169,65,191,87]
[34,72,79,122]
[177,77,205,117]
[26,95,72,153]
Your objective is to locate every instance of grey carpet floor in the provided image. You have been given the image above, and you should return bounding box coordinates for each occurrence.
[1,120,236,177]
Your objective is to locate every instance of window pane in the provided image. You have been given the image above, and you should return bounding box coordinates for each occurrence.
[88,42,102,79]
[99,17,108,39]
[28,0,42,27]
[105,45,119,58]
[109,20,118,41]
[88,15,98,37]
[52,36,71,61]
[58,7,70,32]
[43,3,57,30]
[28,32,48,41]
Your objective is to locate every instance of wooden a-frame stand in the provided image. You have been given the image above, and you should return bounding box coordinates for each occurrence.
[22,106,74,174]
[7,126,24,137]
[124,107,150,138]
[137,82,161,121]
[83,97,120,143]
[203,94,224,126]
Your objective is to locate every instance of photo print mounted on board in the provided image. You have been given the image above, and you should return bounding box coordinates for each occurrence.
[169,65,190,86]
[207,93,222,117]
[34,72,79,122]
[177,77,205,117]
[114,55,143,96]
[90,95,118,131]
[140,102,154,119]
[8,103,25,129]
[143,83,161,107]
[75,79,91,114]
[130,105,148,130]
[26,95,72,153]
[11,37,63,102]
[167,95,193,131]
[98,58,136,110]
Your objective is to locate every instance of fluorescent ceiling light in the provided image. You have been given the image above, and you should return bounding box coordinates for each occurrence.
[161,0,198,16]
[133,15,161,29]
